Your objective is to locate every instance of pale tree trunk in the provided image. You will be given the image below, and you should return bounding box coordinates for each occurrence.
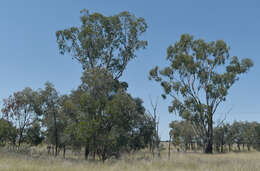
[53,111,58,157]
[228,143,232,152]
[151,138,154,159]
[168,135,171,160]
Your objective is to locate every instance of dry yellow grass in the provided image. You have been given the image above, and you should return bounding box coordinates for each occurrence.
[0,149,259,171]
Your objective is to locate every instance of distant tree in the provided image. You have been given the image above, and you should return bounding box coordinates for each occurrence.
[169,121,182,148]
[38,82,61,156]
[232,121,245,151]
[169,120,196,151]
[213,124,229,152]
[243,121,258,151]
[56,9,147,80]
[223,123,234,152]
[253,123,260,151]
[0,118,17,146]
[1,87,39,147]
[150,34,253,153]
[0,118,11,146]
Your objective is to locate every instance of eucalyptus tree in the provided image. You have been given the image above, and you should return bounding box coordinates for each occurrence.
[55,9,150,160]
[150,34,253,153]
[1,87,39,147]
[38,82,61,156]
[56,9,147,80]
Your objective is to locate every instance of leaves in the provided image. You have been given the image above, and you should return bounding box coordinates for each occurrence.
[56,9,147,79]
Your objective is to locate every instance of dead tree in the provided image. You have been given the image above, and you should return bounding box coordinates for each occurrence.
[149,96,160,159]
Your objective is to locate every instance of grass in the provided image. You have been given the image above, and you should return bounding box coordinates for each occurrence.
[0,147,259,171]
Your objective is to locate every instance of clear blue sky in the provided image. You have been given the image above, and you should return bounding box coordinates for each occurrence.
[1,0,259,140]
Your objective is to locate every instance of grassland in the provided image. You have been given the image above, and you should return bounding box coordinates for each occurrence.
[0,146,259,171]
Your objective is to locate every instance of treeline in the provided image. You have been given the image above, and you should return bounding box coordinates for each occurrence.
[169,120,260,152]
[0,79,156,161]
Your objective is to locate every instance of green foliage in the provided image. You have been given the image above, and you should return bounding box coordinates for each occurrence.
[58,68,154,161]
[37,82,69,156]
[1,8,258,162]
[56,9,147,79]
[254,124,260,150]
[213,124,229,152]
[53,9,150,160]
[150,34,253,153]
[169,120,260,152]
[0,119,17,146]
[25,121,44,146]
[1,87,39,146]
[169,120,196,151]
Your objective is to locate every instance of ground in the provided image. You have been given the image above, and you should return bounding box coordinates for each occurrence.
[0,146,259,171]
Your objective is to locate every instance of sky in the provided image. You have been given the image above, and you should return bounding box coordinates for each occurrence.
[0,0,259,140]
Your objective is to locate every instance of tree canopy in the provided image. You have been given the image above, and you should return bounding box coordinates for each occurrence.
[56,9,147,79]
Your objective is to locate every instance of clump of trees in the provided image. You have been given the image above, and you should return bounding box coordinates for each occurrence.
[169,120,260,152]
[0,81,155,161]
[0,9,156,162]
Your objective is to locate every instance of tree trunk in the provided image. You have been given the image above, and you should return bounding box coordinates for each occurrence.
[85,144,89,160]
[52,146,54,155]
[63,145,66,159]
[216,144,220,153]
[247,144,250,151]
[53,110,58,157]
[221,142,224,153]
[18,137,22,148]
[156,116,160,158]
[151,138,154,159]
[237,143,240,151]
[168,136,171,160]
[157,139,160,158]
[185,143,188,152]
[205,114,213,154]
[18,128,24,148]
[228,144,232,152]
